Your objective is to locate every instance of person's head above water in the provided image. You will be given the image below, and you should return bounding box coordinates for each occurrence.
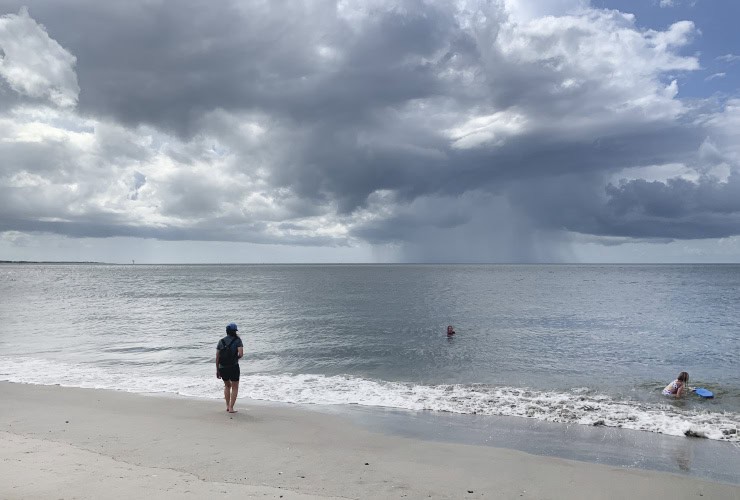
[226,322,238,336]
[677,371,689,384]
[447,325,455,335]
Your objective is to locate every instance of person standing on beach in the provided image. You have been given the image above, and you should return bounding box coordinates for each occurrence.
[216,323,243,413]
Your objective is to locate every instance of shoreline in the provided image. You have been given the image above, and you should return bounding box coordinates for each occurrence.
[324,402,740,485]
[1,382,738,499]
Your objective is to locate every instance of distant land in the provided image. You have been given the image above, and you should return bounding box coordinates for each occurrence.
[0,260,105,264]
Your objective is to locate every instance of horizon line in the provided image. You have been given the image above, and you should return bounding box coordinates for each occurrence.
[3,260,740,266]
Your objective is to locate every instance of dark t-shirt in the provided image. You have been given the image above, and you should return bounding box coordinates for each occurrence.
[217,335,243,367]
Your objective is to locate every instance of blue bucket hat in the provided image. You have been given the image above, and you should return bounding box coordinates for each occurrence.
[226,322,238,333]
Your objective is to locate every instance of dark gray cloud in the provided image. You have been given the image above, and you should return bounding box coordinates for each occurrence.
[0,0,454,133]
[501,170,740,241]
[0,213,343,246]
[602,174,740,238]
[0,1,738,261]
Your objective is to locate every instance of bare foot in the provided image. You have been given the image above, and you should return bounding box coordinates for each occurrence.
[228,409,238,413]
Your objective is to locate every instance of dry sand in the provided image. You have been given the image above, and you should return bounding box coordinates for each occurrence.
[1,382,737,499]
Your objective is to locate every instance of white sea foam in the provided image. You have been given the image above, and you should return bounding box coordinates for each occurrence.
[1,357,738,442]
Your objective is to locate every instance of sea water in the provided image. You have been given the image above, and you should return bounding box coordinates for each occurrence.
[1,264,739,479]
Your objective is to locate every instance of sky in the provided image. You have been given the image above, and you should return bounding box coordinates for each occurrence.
[0,0,739,263]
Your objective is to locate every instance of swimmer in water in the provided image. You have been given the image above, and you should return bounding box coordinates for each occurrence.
[662,371,689,397]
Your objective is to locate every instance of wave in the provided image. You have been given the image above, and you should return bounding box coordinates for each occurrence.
[1,357,738,443]
[241,374,739,442]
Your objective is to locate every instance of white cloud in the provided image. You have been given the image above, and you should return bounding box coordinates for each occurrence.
[613,163,699,184]
[716,53,740,64]
[444,10,699,147]
[705,72,726,81]
[703,99,740,168]
[0,99,346,245]
[502,0,588,23]
[0,8,79,107]
[447,110,528,149]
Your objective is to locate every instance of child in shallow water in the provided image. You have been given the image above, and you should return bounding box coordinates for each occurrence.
[663,371,689,397]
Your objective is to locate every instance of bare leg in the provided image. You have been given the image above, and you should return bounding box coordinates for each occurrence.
[228,381,240,413]
[223,381,231,411]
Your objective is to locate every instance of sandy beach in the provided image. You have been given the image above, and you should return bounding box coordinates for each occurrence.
[0,382,737,499]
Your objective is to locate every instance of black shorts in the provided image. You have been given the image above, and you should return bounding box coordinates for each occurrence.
[219,364,240,382]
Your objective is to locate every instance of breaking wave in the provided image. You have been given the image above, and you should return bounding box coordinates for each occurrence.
[1,357,738,442]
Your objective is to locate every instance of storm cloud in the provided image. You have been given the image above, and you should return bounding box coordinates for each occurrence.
[0,1,738,262]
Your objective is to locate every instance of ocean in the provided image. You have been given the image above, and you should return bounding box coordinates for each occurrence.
[1,263,739,480]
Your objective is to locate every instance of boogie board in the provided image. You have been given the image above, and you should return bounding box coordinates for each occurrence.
[693,387,714,398]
